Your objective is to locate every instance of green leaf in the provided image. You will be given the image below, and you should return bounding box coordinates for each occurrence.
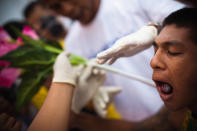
[43,39,63,50]
[69,53,87,66]
[21,34,62,54]
[0,45,56,70]
[16,66,53,111]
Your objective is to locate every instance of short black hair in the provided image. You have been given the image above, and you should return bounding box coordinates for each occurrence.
[162,8,197,43]
[23,1,39,18]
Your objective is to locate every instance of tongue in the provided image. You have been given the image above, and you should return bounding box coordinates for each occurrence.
[161,84,173,94]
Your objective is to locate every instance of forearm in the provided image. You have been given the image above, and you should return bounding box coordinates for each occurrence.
[28,82,74,131]
[69,106,178,131]
[69,112,138,131]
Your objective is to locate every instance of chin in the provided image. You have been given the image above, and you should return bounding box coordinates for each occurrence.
[164,102,185,111]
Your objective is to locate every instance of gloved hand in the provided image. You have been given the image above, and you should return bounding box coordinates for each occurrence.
[97,25,158,65]
[92,86,122,117]
[71,59,106,113]
[52,52,78,86]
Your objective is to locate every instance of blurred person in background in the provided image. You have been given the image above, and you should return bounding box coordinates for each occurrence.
[24,1,71,42]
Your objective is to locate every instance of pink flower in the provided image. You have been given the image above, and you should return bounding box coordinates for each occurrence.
[0,27,20,88]
[0,27,11,42]
[0,60,10,68]
[22,25,39,40]
[0,68,21,88]
[16,37,23,44]
[0,40,19,57]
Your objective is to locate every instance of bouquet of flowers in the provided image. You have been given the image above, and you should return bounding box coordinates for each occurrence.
[0,25,87,111]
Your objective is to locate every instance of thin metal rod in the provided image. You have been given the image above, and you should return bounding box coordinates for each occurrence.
[91,63,155,87]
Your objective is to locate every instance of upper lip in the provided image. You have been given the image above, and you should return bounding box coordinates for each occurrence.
[152,74,171,86]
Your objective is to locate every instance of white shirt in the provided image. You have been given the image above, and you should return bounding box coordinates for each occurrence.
[65,0,185,121]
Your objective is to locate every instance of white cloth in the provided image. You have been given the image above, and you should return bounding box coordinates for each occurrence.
[65,0,185,121]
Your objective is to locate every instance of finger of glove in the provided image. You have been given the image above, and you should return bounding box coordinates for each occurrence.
[81,64,94,81]
[92,68,99,75]
[93,71,106,84]
[93,93,106,109]
[97,58,108,64]
[56,52,69,61]
[97,46,120,59]
[93,100,107,118]
[97,96,106,109]
[106,87,122,93]
[105,87,122,97]
[98,88,109,103]
[54,52,71,69]
[88,58,97,64]
[73,64,85,76]
[108,56,119,65]
[92,68,105,76]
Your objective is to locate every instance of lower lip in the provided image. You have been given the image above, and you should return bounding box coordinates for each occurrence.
[157,86,173,101]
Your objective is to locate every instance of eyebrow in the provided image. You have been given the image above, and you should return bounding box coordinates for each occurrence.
[153,40,185,48]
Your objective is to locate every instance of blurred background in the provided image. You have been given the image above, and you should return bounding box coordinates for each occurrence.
[0,0,32,25]
[0,0,196,131]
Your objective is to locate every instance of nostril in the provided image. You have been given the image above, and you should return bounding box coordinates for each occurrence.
[150,57,157,69]
[150,55,165,70]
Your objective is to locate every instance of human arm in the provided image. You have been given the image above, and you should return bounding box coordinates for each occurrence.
[28,83,74,131]
[69,106,184,131]
[28,53,108,131]
[92,86,122,117]
[28,52,76,131]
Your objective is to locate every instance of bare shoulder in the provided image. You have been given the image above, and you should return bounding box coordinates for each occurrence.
[135,106,187,131]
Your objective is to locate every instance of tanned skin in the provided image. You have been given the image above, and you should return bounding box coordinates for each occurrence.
[69,106,187,131]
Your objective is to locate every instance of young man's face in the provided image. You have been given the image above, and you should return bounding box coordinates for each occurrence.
[151,24,197,111]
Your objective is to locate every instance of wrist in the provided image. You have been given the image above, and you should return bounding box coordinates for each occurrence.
[51,82,75,88]
[147,22,162,34]
[52,74,76,86]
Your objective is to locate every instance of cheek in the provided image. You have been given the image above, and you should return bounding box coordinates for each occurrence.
[167,56,197,90]
[166,57,189,87]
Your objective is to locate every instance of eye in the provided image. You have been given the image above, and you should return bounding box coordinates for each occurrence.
[167,50,183,56]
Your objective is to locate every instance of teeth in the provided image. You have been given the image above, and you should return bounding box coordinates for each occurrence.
[161,84,172,94]
[163,84,171,92]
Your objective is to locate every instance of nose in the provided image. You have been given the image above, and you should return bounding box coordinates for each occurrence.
[150,49,165,70]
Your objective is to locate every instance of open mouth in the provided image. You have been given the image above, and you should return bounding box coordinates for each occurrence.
[154,81,174,101]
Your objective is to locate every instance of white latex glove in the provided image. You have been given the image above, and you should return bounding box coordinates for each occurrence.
[52,52,78,86]
[92,86,122,118]
[97,25,158,64]
[71,59,106,113]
